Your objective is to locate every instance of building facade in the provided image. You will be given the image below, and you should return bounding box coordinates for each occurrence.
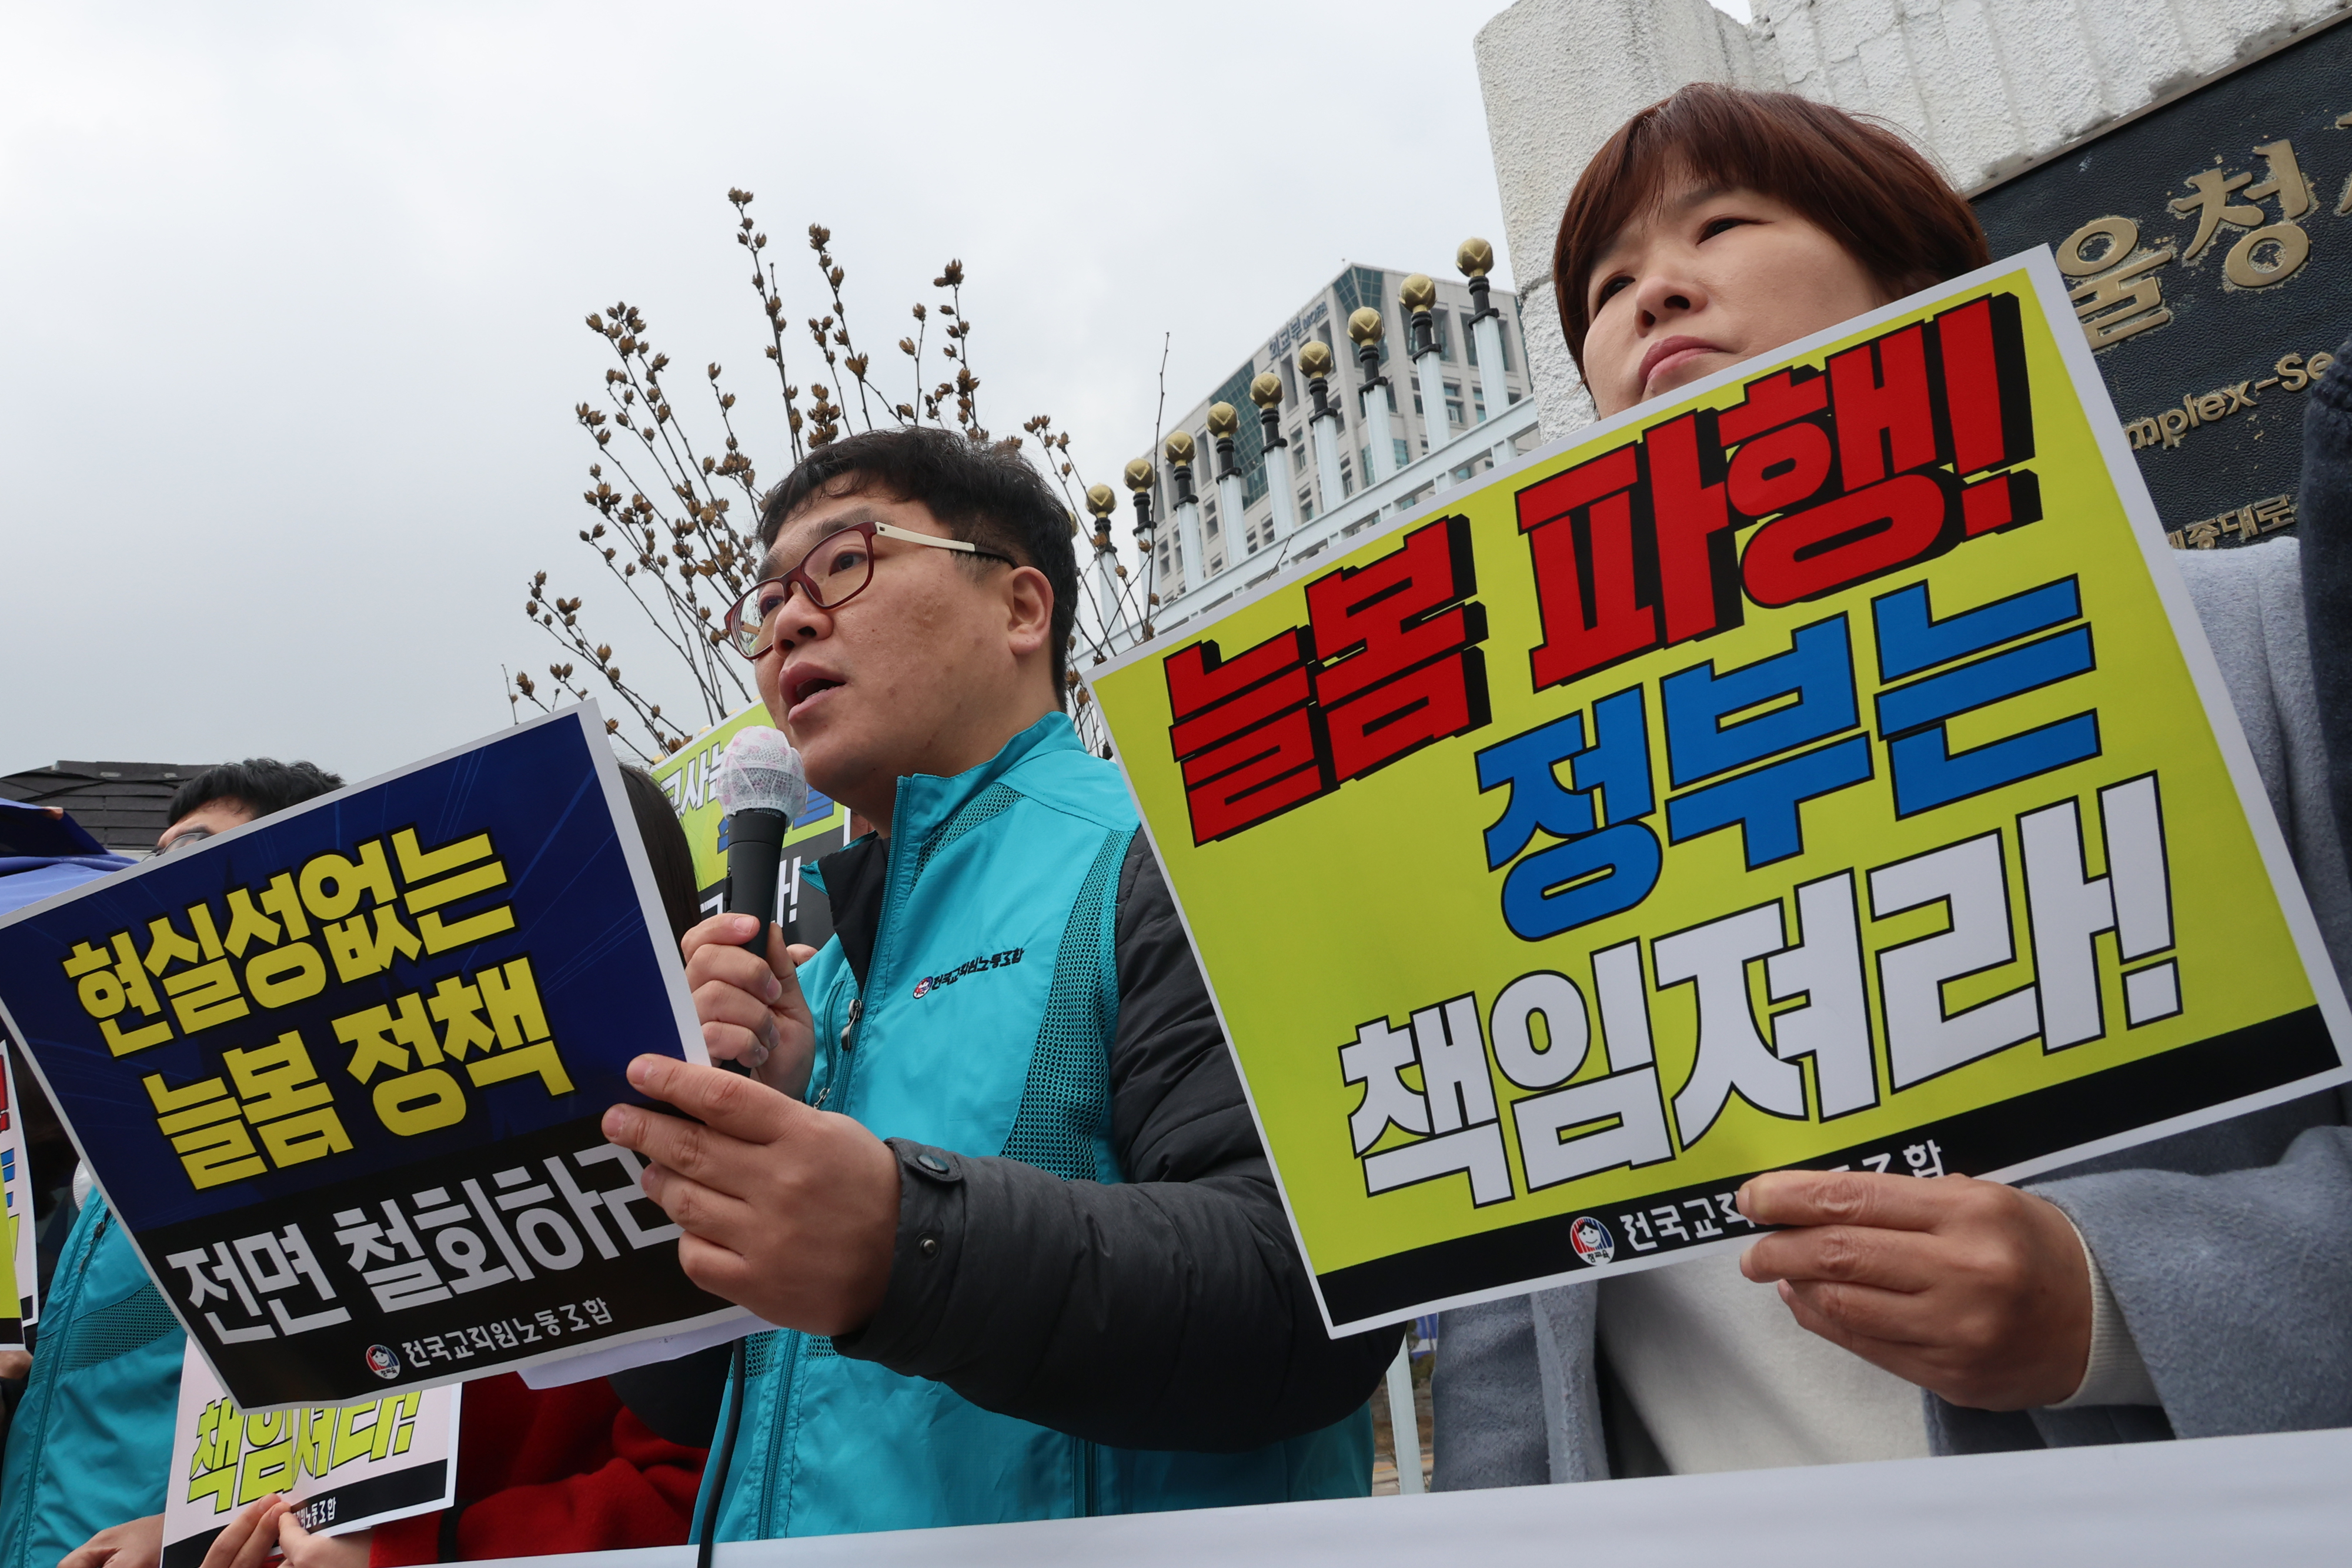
[1149,263,1533,593]
[1472,0,2352,442]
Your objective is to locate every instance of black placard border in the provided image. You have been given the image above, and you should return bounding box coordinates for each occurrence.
[1317,1005,2336,1325]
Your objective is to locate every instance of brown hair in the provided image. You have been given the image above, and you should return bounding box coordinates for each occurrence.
[1553,83,1989,377]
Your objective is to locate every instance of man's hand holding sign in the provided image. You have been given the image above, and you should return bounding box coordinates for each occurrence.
[603,1021,901,1337]
[637,768,908,1334]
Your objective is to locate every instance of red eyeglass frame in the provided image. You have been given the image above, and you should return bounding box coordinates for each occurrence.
[721,520,1015,659]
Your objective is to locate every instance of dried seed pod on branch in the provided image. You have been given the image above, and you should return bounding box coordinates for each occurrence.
[509,191,1158,762]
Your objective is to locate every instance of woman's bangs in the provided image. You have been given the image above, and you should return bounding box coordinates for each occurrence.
[1552,85,1988,377]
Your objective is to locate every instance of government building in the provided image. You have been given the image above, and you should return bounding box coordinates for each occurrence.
[1149,263,1534,592]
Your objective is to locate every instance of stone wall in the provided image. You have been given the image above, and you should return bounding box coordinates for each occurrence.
[1475,0,2352,435]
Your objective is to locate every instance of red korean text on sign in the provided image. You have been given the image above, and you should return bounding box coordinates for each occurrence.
[1518,293,2039,693]
[1163,516,1490,844]
[1306,514,1491,783]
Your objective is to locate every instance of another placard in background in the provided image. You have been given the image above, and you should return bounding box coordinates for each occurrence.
[0,1042,33,1347]
[160,1340,460,1568]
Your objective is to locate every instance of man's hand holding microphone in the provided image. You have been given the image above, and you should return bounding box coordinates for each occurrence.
[602,728,900,1337]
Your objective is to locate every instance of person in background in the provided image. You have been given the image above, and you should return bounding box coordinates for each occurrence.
[154,760,345,857]
[6,760,344,1568]
[1435,82,2352,1486]
[193,766,715,1568]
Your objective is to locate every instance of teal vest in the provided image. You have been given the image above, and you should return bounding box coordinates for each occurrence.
[0,1201,183,1568]
[706,714,1369,1539]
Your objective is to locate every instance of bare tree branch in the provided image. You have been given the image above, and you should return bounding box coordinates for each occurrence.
[511,194,1142,758]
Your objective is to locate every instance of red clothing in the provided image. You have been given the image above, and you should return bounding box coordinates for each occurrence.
[372,1376,706,1564]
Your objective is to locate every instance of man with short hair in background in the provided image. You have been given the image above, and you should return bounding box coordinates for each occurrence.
[155,758,343,856]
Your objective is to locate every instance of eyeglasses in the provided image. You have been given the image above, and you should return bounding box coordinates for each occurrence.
[720,520,1015,660]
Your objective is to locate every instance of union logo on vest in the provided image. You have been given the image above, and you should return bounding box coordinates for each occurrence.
[911,947,1027,999]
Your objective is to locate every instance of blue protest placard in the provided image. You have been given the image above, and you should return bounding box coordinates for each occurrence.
[0,705,739,1406]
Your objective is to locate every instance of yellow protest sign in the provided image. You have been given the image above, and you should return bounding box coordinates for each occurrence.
[1088,252,2352,1332]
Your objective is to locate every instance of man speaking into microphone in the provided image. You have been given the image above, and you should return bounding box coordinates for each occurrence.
[601,426,1395,1539]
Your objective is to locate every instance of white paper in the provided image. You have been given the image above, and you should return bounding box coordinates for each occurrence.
[520,1309,774,1389]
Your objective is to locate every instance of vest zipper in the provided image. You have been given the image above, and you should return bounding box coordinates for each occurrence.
[831,996,866,1114]
[758,1333,799,1537]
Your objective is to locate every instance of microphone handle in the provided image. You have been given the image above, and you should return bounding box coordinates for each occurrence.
[724,807,791,955]
[719,807,791,1079]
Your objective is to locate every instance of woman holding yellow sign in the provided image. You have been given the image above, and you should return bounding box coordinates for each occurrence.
[1436,82,2352,1485]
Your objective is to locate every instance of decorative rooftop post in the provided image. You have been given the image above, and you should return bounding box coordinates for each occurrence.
[1124,456,1158,636]
[1349,304,1395,500]
[1459,238,1512,452]
[1401,273,1449,489]
[1251,371,1301,541]
[1207,402,1251,560]
[1299,339,1347,521]
[1084,482,1130,643]
[1164,428,1206,599]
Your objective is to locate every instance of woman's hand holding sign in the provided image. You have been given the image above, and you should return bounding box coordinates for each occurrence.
[191,1498,365,1568]
[1736,1170,2096,1410]
[603,1051,900,1336]
[681,912,819,1097]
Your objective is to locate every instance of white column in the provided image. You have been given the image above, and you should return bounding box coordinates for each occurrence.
[1385,1343,1424,1496]
[1262,429,1301,537]
[1474,312,1512,462]
[1361,381,1395,487]
[1093,548,1128,639]
[1309,411,1346,520]
[1216,469,1247,556]
[1414,346,1448,486]
[1172,496,1206,599]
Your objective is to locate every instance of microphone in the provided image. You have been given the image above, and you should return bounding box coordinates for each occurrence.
[716,727,810,959]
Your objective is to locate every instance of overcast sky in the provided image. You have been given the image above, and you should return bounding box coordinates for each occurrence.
[2,1,1742,785]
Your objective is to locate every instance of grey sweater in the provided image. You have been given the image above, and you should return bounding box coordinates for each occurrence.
[1435,536,2352,1485]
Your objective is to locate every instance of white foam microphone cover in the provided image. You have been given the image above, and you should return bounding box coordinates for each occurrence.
[716,727,810,820]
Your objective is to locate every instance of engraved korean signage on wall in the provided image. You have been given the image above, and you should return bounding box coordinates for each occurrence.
[1974,14,2352,551]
